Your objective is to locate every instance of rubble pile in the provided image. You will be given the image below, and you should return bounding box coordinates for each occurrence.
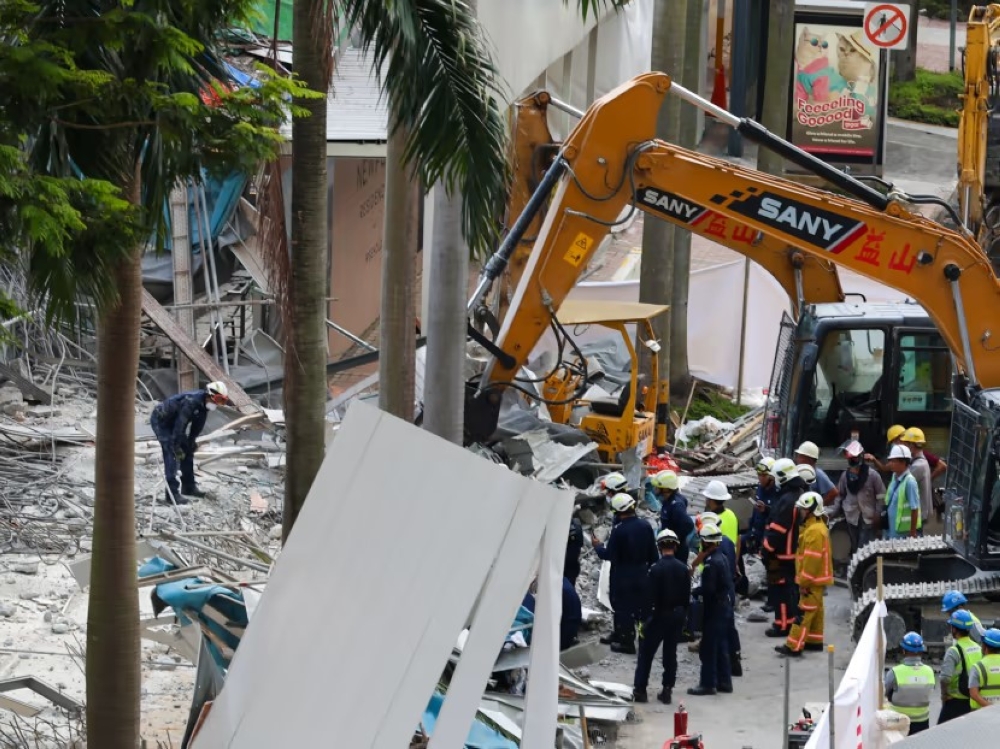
[671,406,764,475]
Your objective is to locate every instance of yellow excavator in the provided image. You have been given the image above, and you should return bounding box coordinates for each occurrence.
[464,71,1000,645]
[958,5,1000,261]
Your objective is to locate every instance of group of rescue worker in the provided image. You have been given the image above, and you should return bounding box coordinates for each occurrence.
[576,423,991,716]
[884,592,1000,734]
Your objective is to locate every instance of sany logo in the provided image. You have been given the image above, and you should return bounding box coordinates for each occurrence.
[713,189,866,253]
[637,188,707,224]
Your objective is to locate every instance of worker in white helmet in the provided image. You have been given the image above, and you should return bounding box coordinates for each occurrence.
[884,443,921,539]
[687,523,735,696]
[793,441,838,505]
[650,470,693,564]
[592,493,659,653]
[762,458,806,637]
[150,381,230,505]
[702,479,738,546]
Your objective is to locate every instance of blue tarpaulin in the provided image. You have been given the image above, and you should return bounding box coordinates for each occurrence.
[421,692,518,749]
[151,577,248,670]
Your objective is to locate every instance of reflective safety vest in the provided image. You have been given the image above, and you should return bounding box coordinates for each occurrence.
[887,473,921,533]
[718,509,738,547]
[971,653,1000,710]
[947,637,983,700]
[889,663,935,723]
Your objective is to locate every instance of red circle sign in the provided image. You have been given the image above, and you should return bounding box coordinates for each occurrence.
[865,4,907,48]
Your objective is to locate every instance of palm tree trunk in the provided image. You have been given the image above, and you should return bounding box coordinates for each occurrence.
[667,0,702,396]
[283,0,331,540]
[422,187,468,443]
[639,0,686,397]
[757,0,795,175]
[86,174,142,749]
[378,122,418,419]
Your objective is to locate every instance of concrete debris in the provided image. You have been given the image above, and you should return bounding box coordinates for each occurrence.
[671,406,764,475]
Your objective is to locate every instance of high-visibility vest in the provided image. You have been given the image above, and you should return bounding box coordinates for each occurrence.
[971,653,1000,710]
[889,663,935,723]
[718,509,738,546]
[887,473,921,533]
[947,637,983,700]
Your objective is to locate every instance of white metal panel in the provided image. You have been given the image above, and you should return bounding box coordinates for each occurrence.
[326,47,388,143]
[191,400,573,749]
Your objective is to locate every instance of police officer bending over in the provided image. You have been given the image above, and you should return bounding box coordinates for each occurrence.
[633,528,691,705]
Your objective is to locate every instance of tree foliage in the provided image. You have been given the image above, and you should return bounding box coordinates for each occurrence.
[0,0,317,322]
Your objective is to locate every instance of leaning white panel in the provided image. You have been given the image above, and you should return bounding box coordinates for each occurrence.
[192,400,574,749]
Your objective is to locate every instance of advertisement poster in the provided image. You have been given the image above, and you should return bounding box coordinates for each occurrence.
[791,23,881,158]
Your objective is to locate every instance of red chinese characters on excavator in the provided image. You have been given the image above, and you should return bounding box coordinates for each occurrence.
[888,243,917,274]
[854,230,883,267]
[695,211,758,245]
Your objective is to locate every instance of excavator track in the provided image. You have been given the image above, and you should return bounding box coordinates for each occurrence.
[847,536,1000,644]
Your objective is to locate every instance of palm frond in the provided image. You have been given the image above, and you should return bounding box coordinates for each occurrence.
[569,0,631,22]
[341,0,509,258]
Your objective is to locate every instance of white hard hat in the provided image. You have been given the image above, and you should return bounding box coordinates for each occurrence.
[602,472,628,493]
[771,457,799,487]
[610,492,636,513]
[703,479,731,502]
[755,456,776,474]
[795,491,826,518]
[206,381,229,399]
[699,511,720,527]
[651,470,680,491]
[796,463,816,484]
[795,441,820,460]
[699,523,723,542]
[888,443,912,461]
[656,528,679,545]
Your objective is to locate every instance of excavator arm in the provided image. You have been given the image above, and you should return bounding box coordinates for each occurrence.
[468,72,1000,440]
[957,4,1000,235]
[497,88,844,317]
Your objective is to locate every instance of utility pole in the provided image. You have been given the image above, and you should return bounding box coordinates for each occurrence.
[639,0,688,399]
[757,0,795,176]
[950,0,957,72]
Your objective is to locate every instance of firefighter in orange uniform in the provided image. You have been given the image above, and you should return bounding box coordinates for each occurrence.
[775,492,833,657]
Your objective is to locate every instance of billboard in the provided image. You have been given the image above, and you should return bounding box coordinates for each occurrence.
[790,23,882,160]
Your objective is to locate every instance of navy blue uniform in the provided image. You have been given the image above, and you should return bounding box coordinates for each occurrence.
[659,492,694,563]
[763,478,805,631]
[561,577,582,650]
[594,515,658,645]
[565,518,584,586]
[697,546,735,690]
[634,554,690,692]
[150,390,210,496]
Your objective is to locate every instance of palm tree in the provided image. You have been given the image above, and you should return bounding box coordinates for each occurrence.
[7,3,297,746]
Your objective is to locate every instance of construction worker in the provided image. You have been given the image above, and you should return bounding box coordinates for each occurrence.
[565,511,584,587]
[702,480,738,546]
[901,427,935,525]
[592,493,658,654]
[884,444,921,539]
[793,441,838,505]
[938,609,983,724]
[150,381,230,505]
[687,523,735,696]
[652,470,694,564]
[762,458,806,637]
[941,590,986,644]
[867,424,949,480]
[776,492,833,657]
[885,632,936,734]
[796,463,817,490]
[970,628,1000,710]
[829,440,885,553]
[633,529,691,705]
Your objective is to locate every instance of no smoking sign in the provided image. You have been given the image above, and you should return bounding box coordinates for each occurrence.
[864,3,911,50]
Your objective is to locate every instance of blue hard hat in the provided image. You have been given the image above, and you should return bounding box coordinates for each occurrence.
[948,609,976,631]
[942,590,969,612]
[984,629,1000,649]
[901,631,926,653]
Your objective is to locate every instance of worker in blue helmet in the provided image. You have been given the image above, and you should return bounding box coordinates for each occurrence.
[885,632,936,734]
[938,609,984,724]
[941,590,985,644]
[970,628,1000,711]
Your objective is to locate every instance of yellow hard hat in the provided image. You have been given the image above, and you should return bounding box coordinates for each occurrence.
[886,424,906,443]
[902,427,926,445]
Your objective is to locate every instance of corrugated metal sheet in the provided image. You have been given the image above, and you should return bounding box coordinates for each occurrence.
[894,704,1000,747]
[327,47,387,143]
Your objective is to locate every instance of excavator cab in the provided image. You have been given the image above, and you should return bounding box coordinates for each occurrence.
[762,303,952,478]
[943,391,1000,571]
[537,299,667,463]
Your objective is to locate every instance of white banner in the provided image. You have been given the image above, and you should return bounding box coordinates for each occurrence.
[805,601,887,749]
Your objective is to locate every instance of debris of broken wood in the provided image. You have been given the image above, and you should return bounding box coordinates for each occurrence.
[671,406,763,475]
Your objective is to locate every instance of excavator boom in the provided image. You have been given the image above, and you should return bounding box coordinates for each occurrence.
[475,72,1000,406]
